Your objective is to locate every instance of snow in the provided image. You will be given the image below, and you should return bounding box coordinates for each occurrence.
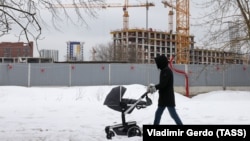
[0,84,250,141]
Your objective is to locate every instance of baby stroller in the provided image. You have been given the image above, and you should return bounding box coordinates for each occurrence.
[103,86,152,139]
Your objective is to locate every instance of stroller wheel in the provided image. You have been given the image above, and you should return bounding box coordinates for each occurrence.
[106,131,115,139]
[127,125,142,137]
[105,126,115,139]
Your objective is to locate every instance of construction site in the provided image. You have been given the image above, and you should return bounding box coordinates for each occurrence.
[0,1,248,64]
[108,0,248,64]
[58,0,249,64]
[90,0,247,64]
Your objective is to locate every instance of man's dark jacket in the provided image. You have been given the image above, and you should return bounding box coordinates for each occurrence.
[154,55,175,107]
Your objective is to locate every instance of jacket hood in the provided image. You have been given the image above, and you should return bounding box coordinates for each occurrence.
[154,54,168,70]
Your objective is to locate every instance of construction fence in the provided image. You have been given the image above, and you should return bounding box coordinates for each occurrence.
[0,63,249,95]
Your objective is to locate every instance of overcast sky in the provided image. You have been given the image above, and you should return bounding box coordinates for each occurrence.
[0,0,206,61]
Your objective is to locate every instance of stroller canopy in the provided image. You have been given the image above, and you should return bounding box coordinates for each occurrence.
[103,86,127,112]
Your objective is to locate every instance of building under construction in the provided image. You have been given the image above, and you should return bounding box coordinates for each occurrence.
[111,28,194,64]
[111,28,248,64]
[190,48,247,64]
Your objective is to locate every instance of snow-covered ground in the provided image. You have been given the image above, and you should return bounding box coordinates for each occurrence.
[0,84,249,141]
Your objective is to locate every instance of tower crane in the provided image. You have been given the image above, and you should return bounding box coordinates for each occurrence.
[162,0,190,64]
[50,1,155,30]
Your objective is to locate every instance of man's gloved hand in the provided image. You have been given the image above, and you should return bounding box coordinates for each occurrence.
[147,83,156,94]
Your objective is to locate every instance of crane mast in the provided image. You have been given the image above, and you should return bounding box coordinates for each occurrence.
[162,0,190,64]
[123,0,129,30]
[176,0,190,64]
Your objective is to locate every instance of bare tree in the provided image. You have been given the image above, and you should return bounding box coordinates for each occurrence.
[0,0,105,56]
[92,42,114,61]
[92,42,138,63]
[195,0,250,54]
